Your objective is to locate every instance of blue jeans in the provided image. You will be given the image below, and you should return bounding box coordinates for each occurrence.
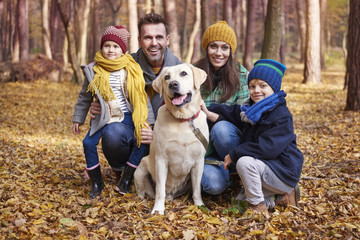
[201,120,242,195]
[83,113,149,171]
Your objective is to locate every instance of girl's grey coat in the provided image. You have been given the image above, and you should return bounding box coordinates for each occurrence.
[72,63,155,136]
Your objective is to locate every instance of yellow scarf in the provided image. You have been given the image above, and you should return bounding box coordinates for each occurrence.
[87,50,148,146]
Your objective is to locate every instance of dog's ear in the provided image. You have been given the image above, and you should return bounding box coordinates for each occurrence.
[187,63,208,89]
[152,71,164,97]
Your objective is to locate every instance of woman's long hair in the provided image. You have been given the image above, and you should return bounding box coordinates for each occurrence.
[194,51,240,102]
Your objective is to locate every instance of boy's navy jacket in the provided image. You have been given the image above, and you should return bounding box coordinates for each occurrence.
[208,98,303,188]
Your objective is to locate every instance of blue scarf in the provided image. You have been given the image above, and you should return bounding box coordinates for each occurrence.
[240,90,286,124]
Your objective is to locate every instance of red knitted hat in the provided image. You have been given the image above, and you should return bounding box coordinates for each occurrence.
[100,25,130,53]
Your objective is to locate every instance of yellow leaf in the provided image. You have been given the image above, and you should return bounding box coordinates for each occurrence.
[206,217,223,225]
[250,229,264,235]
[33,219,45,225]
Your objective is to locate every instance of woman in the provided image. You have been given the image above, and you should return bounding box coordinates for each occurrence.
[194,21,249,195]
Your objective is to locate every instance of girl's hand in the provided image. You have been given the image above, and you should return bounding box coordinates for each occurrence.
[73,123,80,134]
[223,154,233,170]
[141,122,153,144]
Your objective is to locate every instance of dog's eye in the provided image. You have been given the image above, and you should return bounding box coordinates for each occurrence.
[165,74,170,80]
[180,71,188,77]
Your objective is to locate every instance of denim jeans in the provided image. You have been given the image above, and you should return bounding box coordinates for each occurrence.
[83,113,149,171]
[201,120,242,195]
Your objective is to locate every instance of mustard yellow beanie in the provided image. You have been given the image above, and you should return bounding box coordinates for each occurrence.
[202,21,237,54]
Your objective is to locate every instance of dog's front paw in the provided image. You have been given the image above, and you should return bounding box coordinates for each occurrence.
[194,199,205,206]
[151,208,165,215]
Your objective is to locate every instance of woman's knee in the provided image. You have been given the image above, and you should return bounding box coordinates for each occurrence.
[201,165,229,195]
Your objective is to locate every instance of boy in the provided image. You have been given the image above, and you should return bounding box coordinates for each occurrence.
[72,26,149,199]
[201,59,303,212]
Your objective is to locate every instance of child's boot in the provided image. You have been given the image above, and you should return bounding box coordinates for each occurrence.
[275,184,300,207]
[87,166,104,199]
[115,165,136,194]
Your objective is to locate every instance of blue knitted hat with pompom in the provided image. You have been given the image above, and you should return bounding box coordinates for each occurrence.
[248,59,286,92]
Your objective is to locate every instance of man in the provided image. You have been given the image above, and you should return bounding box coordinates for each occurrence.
[89,13,182,194]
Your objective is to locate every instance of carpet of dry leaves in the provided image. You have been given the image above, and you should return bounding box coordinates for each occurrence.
[0,61,359,240]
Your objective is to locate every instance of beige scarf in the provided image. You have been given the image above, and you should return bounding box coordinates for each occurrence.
[87,50,148,146]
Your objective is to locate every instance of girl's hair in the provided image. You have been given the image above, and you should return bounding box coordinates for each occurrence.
[138,13,169,36]
[194,51,240,102]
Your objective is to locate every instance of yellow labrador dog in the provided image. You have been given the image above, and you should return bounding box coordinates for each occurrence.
[134,63,209,215]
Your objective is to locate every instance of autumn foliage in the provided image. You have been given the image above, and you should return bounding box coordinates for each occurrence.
[0,62,359,239]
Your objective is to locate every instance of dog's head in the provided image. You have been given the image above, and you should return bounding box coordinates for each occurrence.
[152,63,207,119]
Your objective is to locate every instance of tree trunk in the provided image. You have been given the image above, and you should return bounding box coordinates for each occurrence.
[56,0,83,84]
[223,0,232,27]
[319,0,327,69]
[77,0,90,65]
[303,0,321,84]
[296,0,306,63]
[105,0,122,25]
[201,0,210,44]
[243,0,256,70]
[240,0,246,60]
[233,0,241,59]
[41,0,52,59]
[128,0,138,53]
[0,0,12,61]
[345,0,360,111]
[50,0,60,59]
[184,0,200,63]
[163,0,180,58]
[261,0,283,61]
[89,0,101,61]
[181,0,191,59]
[16,0,29,61]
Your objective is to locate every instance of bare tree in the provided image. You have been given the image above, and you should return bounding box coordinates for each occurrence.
[345,0,360,111]
[233,0,242,59]
[0,0,13,61]
[105,0,122,25]
[56,0,83,84]
[223,0,232,27]
[320,0,327,69]
[201,0,210,35]
[128,0,138,53]
[296,0,306,63]
[261,0,283,61]
[163,0,180,58]
[181,0,191,59]
[303,0,321,84]
[89,0,101,61]
[41,0,52,59]
[243,0,256,70]
[184,0,200,63]
[14,0,29,61]
[76,0,91,65]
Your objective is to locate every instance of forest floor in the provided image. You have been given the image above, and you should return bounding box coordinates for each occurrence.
[0,60,359,239]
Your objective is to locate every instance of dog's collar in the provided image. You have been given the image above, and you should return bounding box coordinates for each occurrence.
[181,110,201,122]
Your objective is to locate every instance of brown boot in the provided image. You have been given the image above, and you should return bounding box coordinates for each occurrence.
[275,185,300,207]
[249,201,268,213]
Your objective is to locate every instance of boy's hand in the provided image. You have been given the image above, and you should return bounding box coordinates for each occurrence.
[141,122,153,144]
[89,100,101,119]
[223,154,233,170]
[201,100,219,123]
[73,123,80,134]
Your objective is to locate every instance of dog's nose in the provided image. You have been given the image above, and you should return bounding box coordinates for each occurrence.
[169,81,179,90]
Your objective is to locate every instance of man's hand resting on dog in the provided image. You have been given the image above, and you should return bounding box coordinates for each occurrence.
[89,101,153,144]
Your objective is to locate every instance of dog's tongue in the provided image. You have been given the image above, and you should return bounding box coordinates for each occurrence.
[172,95,186,105]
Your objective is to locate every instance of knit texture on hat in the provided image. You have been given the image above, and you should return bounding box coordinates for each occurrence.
[248,59,286,92]
[202,21,237,54]
[100,26,130,53]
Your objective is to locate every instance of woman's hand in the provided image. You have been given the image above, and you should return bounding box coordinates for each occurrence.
[73,122,80,134]
[141,122,153,144]
[89,100,101,119]
[223,154,233,170]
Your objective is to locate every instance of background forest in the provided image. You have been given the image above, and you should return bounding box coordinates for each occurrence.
[1,0,360,239]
